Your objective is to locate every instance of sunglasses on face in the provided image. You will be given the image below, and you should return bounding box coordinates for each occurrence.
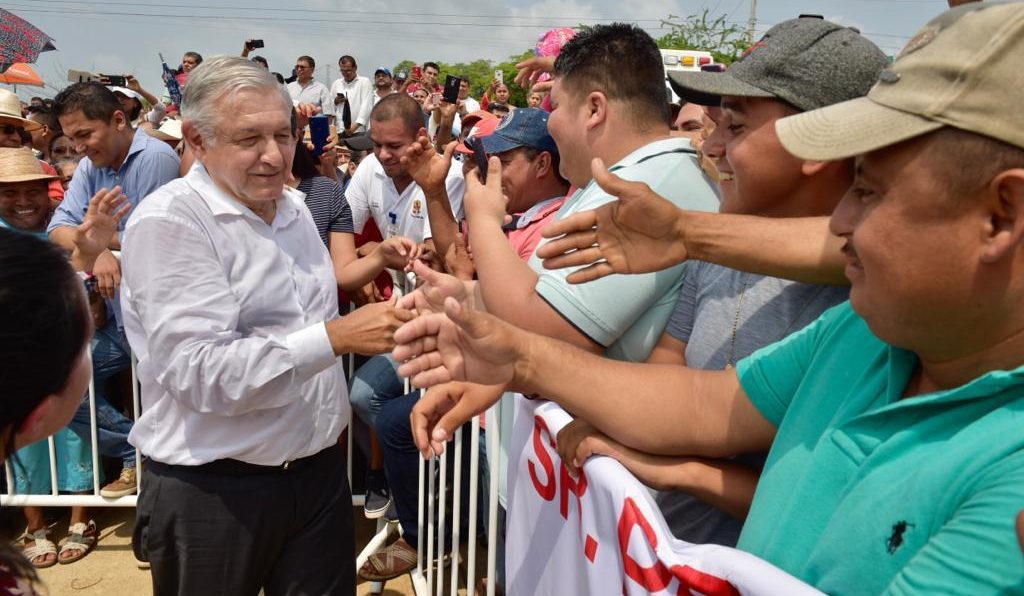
[1,124,22,135]
[52,146,72,155]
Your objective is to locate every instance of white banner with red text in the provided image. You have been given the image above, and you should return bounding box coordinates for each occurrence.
[505,399,824,596]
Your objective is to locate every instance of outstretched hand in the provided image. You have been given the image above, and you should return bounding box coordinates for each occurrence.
[514,56,556,93]
[537,158,689,283]
[377,236,421,271]
[73,186,130,265]
[401,136,455,193]
[396,260,474,317]
[392,294,519,389]
[409,382,505,457]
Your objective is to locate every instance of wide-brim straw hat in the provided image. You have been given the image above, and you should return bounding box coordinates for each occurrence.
[0,89,42,132]
[146,118,182,142]
[0,148,58,182]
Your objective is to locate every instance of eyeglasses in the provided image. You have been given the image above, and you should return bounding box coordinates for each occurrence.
[52,146,72,155]
[294,65,309,70]
[1,124,21,135]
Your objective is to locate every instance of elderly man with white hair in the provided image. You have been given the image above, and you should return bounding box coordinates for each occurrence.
[120,56,411,596]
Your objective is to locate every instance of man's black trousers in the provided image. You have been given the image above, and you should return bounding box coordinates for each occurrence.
[133,443,355,596]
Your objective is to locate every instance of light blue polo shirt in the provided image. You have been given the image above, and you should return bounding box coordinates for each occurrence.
[527,137,719,362]
[736,301,1024,594]
[48,128,180,233]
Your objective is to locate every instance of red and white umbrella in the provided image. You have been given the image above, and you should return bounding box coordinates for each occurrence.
[0,9,56,73]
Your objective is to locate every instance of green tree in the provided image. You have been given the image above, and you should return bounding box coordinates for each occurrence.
[657,9,752,65]
[392,50,535,107]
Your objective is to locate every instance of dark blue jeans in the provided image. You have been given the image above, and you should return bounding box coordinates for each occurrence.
[348,354,405,428]
[376,390,490,548]
[67,319,136,468]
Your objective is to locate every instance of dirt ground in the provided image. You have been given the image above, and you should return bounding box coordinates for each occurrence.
[35,507,415,596]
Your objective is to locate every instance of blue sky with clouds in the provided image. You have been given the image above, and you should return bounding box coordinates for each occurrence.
[7,0,948,100]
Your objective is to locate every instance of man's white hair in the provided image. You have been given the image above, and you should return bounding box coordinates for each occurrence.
[181,55,291,142]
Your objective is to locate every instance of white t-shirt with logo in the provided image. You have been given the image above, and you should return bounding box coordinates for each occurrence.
[344,153,465,243]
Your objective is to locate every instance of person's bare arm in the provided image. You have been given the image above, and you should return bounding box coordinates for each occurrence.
[556,418,758,520]
[331,232,419,291]
[645,332,687,366]
[433,102,458,152]
[51,222,121,297]
[125,76,160,108]
[70,188,131,272]
[394,300,776,458]
[401,136,460,261]
[466,158,601,352]
[537,159,847,286]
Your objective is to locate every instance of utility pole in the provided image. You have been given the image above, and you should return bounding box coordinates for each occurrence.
[747,0,758,43]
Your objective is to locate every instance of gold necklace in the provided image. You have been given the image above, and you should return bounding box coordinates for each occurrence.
[725,275,751,370]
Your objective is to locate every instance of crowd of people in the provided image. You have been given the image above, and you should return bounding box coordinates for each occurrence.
[1,0,1023,595]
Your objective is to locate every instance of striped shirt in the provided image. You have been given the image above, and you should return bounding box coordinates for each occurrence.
[297,176,354,247]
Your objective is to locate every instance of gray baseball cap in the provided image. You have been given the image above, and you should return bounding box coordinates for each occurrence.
[668,17,888,111]
[778,2,1024,161]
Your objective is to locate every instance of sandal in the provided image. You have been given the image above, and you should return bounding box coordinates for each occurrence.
[20,527,57,569]
[358,538,418,582]
[475,578,506,596]
[58,520,98,564]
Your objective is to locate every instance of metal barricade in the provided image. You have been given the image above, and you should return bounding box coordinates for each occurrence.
[2,348,142,508]
[355,272,503,595]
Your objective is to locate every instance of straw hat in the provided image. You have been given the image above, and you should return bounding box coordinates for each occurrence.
[0,148,58,183]
[146,118,182,142]
[0,89,42,132]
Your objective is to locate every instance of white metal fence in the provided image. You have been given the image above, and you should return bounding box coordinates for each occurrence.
[2,349,142,508]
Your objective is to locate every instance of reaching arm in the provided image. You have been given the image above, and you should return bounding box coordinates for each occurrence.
[69,188,131,272]
[556,418,758,521]
[401,136,461,261]
[393,299,776,458]
[646,332,687,366]
[537,159,847,286]
[682,211,846,285]
[331,231,419,291]
[465,158,601,351]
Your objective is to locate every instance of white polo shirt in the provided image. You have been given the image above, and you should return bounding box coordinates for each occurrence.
[344,153,464,243]
[329,75,374,131]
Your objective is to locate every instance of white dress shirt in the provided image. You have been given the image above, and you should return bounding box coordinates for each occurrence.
[120,163,348,466]
[287,79,334,117]
[329,75,374,131]
[344,153,465,243]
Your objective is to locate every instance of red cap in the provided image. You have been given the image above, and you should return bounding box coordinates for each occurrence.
[456,116,501,154]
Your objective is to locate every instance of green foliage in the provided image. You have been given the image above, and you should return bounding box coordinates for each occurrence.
[657,9,752,65]
[392,50,535,107]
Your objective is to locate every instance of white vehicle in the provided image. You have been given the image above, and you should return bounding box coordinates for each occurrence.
[660,49,715,103]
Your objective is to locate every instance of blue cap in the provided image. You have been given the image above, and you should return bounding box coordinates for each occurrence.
[481,108,559,156]
[374,67,392,77]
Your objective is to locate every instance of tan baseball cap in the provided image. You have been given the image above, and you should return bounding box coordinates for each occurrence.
[0,148,58,183]
[777,2,1024,161]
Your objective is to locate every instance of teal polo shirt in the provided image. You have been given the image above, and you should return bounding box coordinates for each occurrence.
[736,301,1024,594]
[527,137,720,362]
